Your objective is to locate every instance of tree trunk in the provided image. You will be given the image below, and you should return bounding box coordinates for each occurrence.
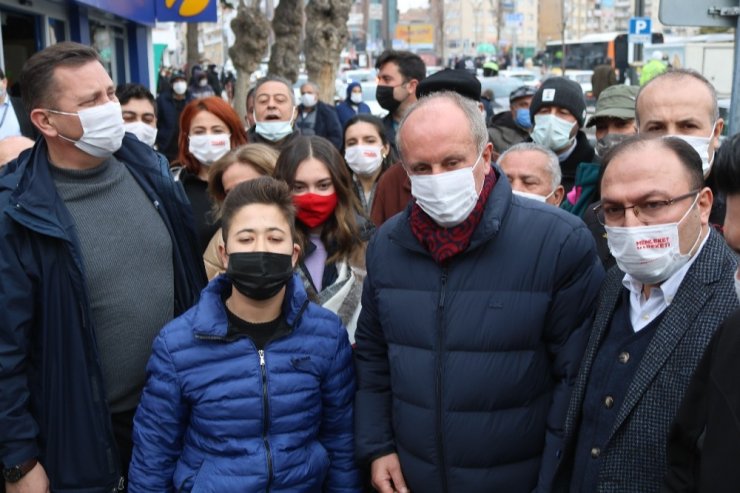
[186,23,201,70]
[268,0,303,84]
[229,1,271,122]
[304,0,352,103]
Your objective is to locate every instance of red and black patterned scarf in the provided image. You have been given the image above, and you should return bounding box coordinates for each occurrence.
[410,171,496,264]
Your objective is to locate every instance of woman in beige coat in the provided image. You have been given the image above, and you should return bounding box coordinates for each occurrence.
[203,144,279,279]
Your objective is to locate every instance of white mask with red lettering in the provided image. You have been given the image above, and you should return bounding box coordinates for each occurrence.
[605,194,701,285]
[188,133,231,165]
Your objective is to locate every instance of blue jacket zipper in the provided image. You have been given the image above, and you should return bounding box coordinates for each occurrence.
[259,349,273,492]
[436,268,449,492]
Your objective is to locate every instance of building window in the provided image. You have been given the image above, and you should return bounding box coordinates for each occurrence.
[90,21,127,84]
[48,18,66,45]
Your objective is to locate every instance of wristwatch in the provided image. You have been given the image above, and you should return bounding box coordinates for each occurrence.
[3,458,38,483]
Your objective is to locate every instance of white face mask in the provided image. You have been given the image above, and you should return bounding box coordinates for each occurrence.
[512,189,555,203]
[301,93,317,108]
[350,93,363,104]
[409,150,484,228]
[188,133,231,165]
[254,111,295,142]
[668,123,717,177]
[345,145,384,176]
[532,114,576,151]
[50,101,125,158]
[124,121,158,147]
[172,81,187,95]
[605,194,701,285]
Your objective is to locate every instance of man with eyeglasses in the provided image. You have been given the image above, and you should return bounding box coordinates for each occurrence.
[552,135,738,492]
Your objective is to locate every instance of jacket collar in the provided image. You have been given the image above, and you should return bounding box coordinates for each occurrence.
[389,166,511,256]
[192,273,310,339]
[1,135,161,240]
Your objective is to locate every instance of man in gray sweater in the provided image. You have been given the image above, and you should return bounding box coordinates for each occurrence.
[0,42,206,493]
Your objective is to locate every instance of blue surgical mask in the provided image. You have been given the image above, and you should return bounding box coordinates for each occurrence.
[515,108,532,129]
[532,114,576,151]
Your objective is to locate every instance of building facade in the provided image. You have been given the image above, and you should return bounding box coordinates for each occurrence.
[0,0,156,92]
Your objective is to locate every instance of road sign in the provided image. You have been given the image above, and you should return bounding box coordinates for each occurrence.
[369,3,383,21]
[628,16,651,44]
[505,13,524,28]
[659,0,737,27]
[658,0,740,136]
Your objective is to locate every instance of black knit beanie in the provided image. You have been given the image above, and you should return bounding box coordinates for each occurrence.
[529,77,587,127]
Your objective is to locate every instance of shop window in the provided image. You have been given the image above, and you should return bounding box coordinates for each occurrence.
[48,18,66,44]
[91,21,127,84]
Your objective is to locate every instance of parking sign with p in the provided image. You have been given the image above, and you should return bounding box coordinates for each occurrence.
[629,17,652,44]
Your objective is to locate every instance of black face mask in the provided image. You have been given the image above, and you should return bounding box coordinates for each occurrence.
[376,84,402,114]
[226,252,294,301]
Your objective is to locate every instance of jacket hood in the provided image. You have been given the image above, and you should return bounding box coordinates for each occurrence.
[191,273,309,339]
[346,82,362,101]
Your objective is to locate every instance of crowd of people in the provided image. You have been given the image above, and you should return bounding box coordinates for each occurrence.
[0,40,739,493]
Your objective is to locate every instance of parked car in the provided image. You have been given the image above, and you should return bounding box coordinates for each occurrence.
[499,69,541,88]
[477,75,525,113]
[358,82,388,118]
[341,68,376,83]
[426,65,444,77]
[562,69,595,104]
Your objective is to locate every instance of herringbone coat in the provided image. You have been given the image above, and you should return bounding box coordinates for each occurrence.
[553,229,739,492]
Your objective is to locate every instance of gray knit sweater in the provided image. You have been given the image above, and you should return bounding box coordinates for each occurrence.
[50,157,174,413]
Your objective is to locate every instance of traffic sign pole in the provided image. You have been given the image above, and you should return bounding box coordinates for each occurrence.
[729,8,740,134]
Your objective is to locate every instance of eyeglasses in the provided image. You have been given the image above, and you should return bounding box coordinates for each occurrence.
[594,189,700,225]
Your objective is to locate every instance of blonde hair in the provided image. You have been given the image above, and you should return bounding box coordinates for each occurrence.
[208,143,279,218]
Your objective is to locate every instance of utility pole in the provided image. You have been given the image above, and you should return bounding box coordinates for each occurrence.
[431,0,444,63]
[382,0,391,50]
[560,0,567,74]
[634,0,644,61]
[497,0,505,55]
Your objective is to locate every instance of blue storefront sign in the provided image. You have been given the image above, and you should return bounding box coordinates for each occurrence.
[75,0,217,24]
[76,0,156,24]
[155,0,218,22]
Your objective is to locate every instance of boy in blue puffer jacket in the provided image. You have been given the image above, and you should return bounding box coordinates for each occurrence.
[129,177,360,492]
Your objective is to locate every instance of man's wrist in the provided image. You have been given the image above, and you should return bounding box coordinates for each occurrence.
[3,458,38,483]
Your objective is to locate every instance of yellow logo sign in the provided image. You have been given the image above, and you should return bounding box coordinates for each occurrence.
[165,0,210,17]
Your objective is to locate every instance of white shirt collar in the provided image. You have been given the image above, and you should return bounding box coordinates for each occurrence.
[621,231,709,331]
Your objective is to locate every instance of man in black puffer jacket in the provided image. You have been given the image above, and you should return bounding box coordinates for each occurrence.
[355,91,605,493]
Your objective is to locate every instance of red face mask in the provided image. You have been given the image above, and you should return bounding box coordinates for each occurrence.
[293,192,338,228]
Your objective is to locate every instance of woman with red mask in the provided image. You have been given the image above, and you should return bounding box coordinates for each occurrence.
[274,136,372,343]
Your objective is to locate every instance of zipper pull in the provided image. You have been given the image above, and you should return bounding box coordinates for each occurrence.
[259,349,265,367]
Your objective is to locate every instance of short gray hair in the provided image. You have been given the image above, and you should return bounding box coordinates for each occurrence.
[636,68,719,126]
[255,74,296,105]
[396,91,488,163]
[301,80,320,93]
[498,142,561,190]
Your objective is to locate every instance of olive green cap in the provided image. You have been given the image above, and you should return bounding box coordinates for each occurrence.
[586,85,639,127]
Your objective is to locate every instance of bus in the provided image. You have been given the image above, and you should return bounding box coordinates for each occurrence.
[545,32,664,81]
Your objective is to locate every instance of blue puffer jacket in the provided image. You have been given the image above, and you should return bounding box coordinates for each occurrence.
[354,169,605,492]
[129,274,360,492]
